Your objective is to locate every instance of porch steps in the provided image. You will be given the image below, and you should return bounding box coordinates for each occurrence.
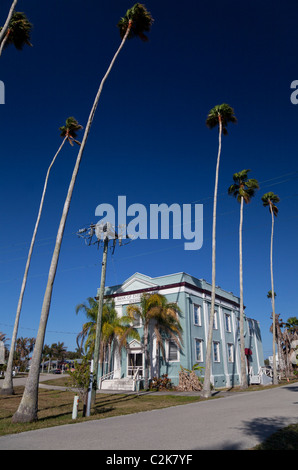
[100,378,136,391]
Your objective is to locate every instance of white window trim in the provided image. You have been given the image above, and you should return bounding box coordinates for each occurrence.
[213,341,220,363]
[193,304,202,326]
[194,338,203,362]
[166,339,180,363]
[225,313,232,332]
[227,343,234,363]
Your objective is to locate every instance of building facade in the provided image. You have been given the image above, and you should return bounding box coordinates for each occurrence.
[100,272,265,388]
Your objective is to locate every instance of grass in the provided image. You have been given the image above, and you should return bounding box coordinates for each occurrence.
[253,423,298,450]
[0,383,202,437]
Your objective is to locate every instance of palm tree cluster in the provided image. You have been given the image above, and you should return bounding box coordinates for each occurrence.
[41,342,68,372]
[13,337,35,372]
[201,103,281,397]
[75,292,182,392]
[76,297,140,373]
[2,3,153,423]
[0,1,286,425]
[270,315,298,378]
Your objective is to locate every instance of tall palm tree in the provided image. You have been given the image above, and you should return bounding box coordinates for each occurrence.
[0,11,32,56]
[262,191,280,385]
[12,4,153,423]
[75,297,99,356]
[0,0,18,45]
[228,169,259,388]
[201,104,237,398]
[1,118,82,396]
[126,293,182,389]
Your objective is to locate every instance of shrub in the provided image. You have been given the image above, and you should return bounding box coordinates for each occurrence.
[149,374,173,391]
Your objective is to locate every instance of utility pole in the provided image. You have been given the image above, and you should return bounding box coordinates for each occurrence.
[92,235,108,404]
[77,222,132,408]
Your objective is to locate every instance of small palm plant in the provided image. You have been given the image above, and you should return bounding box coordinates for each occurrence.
[1,118,82,396]
[262,191,280,384]
[0,11,32,56]
[228,169,259,389]
[201,104,237,399]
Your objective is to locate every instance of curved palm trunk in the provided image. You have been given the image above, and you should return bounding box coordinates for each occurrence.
[270,205,278,384]
[239,196,248,388]
[0,29,10,56]
[201,116,222,398]
[0,0,17,45]
[12,24,132,423]
[1,137,67,396]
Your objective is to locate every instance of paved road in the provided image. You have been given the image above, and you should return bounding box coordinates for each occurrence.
[0,380,297,450]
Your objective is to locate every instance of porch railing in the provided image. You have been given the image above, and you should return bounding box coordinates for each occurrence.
[99,368,120,389]
[127,365,144,378]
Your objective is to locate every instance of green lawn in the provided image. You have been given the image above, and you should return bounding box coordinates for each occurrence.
[0,384,202,437]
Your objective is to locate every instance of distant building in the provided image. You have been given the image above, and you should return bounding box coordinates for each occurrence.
[98,272,265,390]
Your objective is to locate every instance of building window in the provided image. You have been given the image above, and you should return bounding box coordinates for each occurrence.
[193,305,201,326]
[227,343,234,363]
[195,338,203,362]
[213,341,220,362]
[213,310,218,329]
[167,340,179,362]
[225,313,232,332]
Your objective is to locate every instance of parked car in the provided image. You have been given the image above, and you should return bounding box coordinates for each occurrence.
[51,369,61,374]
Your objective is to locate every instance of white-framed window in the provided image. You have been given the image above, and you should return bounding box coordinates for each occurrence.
[225,313,232,332]
[227,343,234,363]
[193,304,201,326]
[194,338,203,362]
[213,310,218,329]
[166,340,179,362]
[213,341,220,362]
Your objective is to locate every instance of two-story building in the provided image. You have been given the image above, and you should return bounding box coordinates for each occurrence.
[98,271,265,390]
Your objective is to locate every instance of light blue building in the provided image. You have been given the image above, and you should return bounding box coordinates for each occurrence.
[98,272,265,390]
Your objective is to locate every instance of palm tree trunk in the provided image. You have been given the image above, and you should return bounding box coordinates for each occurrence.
[92,236,109,404]
[239,196,248,388]
[0,30,10,57]
[201,115,222,398]
[1,137,67,396]
[12,24,132,423]
[0,0,17,45]
[270,205,278,384]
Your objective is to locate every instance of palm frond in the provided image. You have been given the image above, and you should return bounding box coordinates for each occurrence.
[2,11,32,50]
[117,3,153,41]
[206,103,237,133]
[262,192,280,216]
[228,169,259,204]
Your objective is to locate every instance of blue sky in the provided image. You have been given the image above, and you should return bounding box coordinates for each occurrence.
[0,0,298,360]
